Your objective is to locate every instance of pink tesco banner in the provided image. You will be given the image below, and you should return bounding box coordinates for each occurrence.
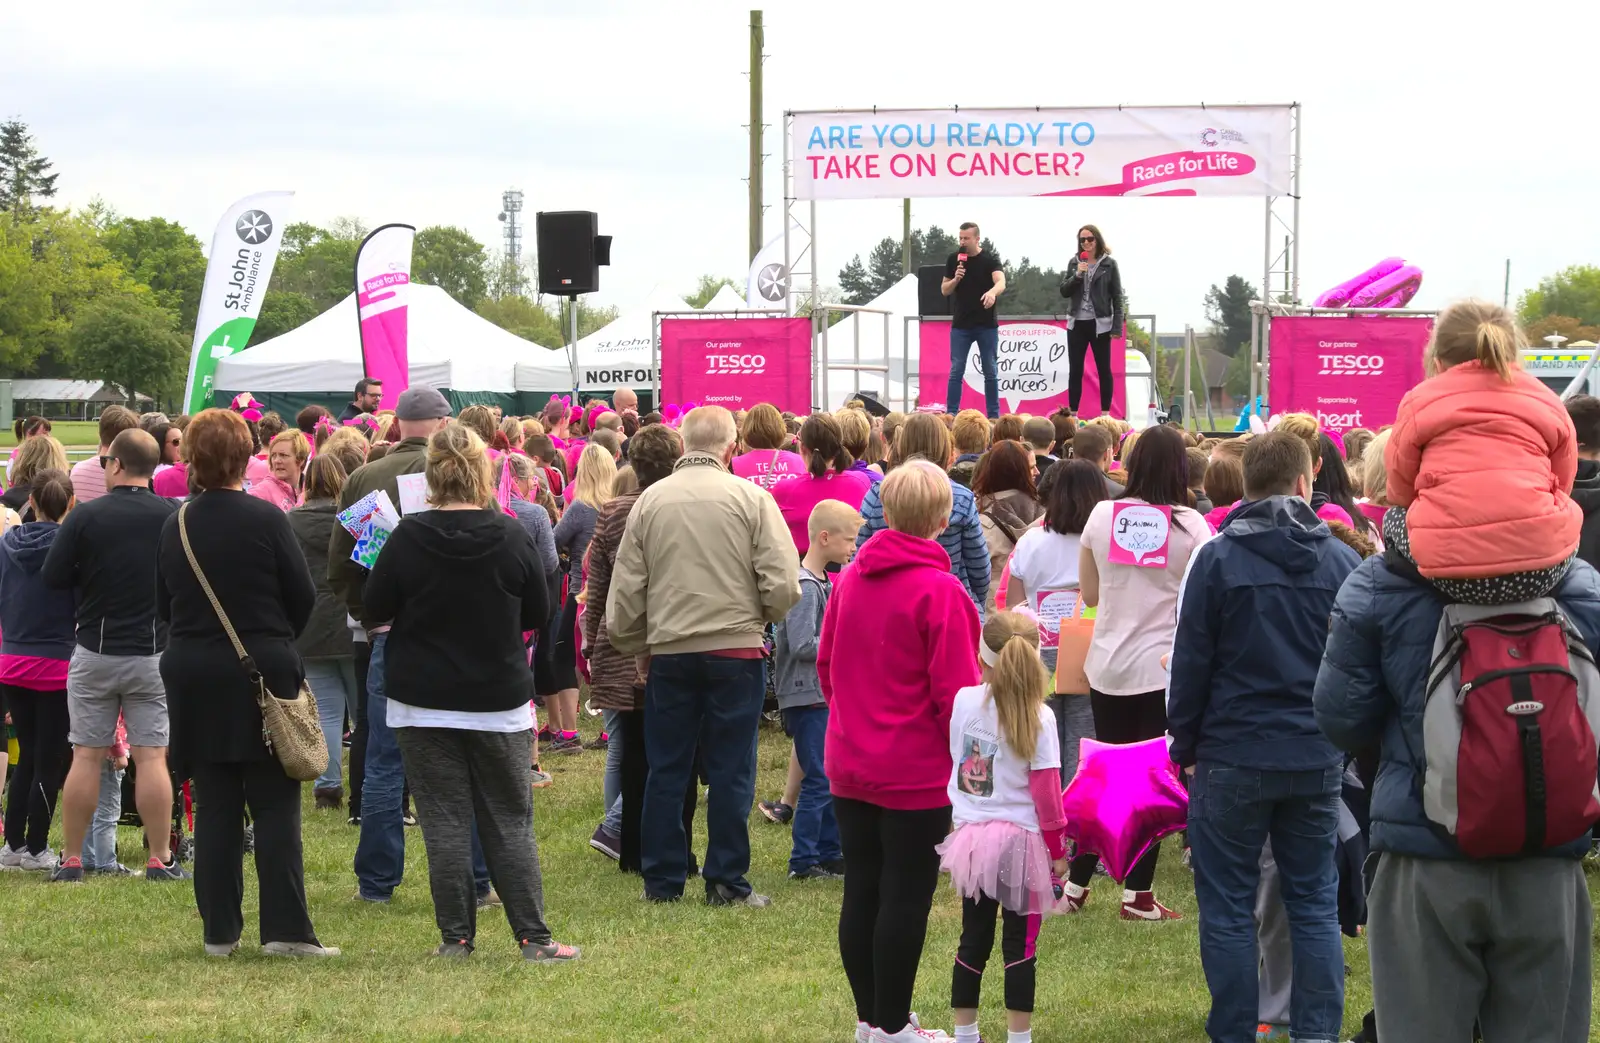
[1267,316,1432,438]
[917,319,1126,417]
[354,223,416,412]
[659,317,813,414]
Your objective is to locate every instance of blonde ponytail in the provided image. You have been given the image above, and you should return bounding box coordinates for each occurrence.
[981,611,1049,762]
[1427,299,1525,383]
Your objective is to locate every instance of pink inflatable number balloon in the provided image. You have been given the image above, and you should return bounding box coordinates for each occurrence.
[1349,265,1423,309]
[1313,257,1404,309]
[1060,736,1188,883]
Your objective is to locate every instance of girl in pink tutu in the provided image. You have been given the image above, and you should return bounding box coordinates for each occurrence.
[936,610,1068,1043]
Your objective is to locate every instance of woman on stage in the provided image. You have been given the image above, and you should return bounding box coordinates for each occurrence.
[1060,224,1124,418]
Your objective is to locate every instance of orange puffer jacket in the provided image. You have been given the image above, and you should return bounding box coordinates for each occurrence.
[1385,361,1580,579]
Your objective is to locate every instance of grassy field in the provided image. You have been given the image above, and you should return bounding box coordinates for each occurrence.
[0,724,1584,1042]
[0,420,100,449]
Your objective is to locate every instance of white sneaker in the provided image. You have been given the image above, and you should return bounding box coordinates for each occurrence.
[261,941,341,957]
[0,845,25,870]
[204,940,240,958]
[873,1014,951,1042]
[20,848,59,872]
[856,1022,872,1043]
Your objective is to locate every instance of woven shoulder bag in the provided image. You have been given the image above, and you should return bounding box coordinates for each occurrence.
[179,504,328,782]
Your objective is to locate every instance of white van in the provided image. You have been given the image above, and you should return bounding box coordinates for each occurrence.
[1520,346,1600,399]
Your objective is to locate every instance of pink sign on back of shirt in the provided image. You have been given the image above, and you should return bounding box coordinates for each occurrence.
[1108,501,1172,568]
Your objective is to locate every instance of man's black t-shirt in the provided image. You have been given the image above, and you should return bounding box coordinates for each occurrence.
[945,250,1003,329]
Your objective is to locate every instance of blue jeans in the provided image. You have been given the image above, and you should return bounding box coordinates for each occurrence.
[641,653,763,900]
[784,705,840,874]
[354,634,405,899]
[600,708,624,837]
[304,655,355,792]
[82,760,123,871]
[1189,763,1344,1043]
[947,325,1000,418]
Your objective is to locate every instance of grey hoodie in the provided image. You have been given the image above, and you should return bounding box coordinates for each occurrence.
[774,566,829,710]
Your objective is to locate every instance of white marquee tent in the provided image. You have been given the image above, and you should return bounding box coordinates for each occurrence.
[213,283,550,400]
[513,284,695,395]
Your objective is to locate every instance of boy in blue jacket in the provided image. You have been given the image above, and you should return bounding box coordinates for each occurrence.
[1169,431,1359,1043]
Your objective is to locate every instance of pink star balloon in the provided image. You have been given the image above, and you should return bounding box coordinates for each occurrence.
[1060,736,1188,883]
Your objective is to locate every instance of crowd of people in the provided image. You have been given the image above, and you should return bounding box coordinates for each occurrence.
[0,297,1596,1041]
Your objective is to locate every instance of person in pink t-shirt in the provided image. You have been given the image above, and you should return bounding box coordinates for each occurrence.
[248,430,309,512]
[732,403,808,492]
[771,414,872,555]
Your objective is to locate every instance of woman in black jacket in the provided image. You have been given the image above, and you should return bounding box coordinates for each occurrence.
[1059,223,1125,417]
[364,422,576,961]
[154,408,335,958]
[287,454,356,810]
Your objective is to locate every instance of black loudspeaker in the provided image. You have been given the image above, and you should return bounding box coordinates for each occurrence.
[536,211,611,296]
[855,390,892,418]
[917,264,949,317]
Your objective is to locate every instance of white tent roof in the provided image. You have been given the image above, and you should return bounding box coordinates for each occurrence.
[701,284,760,312]
[213,283,550,393]
[816,274,921,409]
[514,284,695,393]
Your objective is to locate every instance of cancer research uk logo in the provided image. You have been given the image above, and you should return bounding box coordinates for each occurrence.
[1199,128,1248,148]
[236,210,274,244]
[1316,342,1386,377]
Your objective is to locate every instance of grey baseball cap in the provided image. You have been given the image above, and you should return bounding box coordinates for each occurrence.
[395,386,453,421]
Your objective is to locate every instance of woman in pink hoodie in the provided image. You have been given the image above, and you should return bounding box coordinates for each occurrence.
[818,460,982,1043]
[248,430,308,512]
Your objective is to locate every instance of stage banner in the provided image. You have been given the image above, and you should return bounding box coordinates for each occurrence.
[791,106,1292,200]
[354,224,417,411]
[1267,316,1432,438]
[183,191,294,413]
[917,319,1126,418]
[660,317,813,414]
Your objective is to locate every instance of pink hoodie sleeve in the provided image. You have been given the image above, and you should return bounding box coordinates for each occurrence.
[1551,401,1579,493]
[817,574,843,705]
[924,582,982,727]
[1029,767,1067,859]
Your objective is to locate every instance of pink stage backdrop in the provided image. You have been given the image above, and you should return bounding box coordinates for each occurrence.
[354,223,416,411]
[1267,316,1432,438]
[917,319,1126,418]
[659,317,813,414]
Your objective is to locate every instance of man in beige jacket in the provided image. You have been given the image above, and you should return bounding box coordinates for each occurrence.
[608,405,800,907]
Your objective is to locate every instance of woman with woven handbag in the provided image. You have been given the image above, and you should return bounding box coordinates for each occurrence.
[154,408,336,958]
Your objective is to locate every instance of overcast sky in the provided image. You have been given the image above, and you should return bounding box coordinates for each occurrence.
[7,0,1597,332]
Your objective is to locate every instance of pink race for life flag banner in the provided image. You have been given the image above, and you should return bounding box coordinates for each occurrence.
[659,317,813,414]
[791,106,1292,200]
[1267,316,1432,438]
[917,319,1126,418]
[354,223,416,412]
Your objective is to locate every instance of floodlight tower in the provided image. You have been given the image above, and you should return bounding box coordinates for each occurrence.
[497,188,524,264]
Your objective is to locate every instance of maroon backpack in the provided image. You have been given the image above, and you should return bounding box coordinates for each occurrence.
[1421,600,1600,857]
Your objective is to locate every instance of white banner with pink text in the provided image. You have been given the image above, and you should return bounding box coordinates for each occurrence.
[791,106,1292,200]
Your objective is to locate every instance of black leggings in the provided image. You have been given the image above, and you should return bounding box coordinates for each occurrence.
[1068,689,1169,891]
[835,796,950,1035]
[1068,323,1115,414]
[952,895,1042,1013]
[349,641,371,815]
[1,685,70,855]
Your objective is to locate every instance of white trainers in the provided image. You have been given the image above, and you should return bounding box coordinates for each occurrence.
[872,1013,952,1042]
[20,848,59,872]
[261,941,341,957]
[204,940,240,958]
[0,845,25,870]
[856,1022,872,1043]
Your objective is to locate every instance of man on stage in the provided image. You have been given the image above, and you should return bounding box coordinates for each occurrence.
[941,222,1006,418]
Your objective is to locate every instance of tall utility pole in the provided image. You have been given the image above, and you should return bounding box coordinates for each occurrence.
[902,199,912,275]
[748,11,764,263]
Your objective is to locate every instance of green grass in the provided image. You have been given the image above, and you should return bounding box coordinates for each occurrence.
[0,420,99,449]
[0,725,1589,1042]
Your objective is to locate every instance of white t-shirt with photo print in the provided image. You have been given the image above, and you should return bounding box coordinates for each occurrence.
[947,684,1060,832]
